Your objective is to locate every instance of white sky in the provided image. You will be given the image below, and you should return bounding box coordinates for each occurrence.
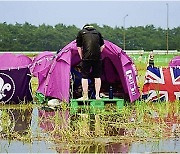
[0,0,180,29]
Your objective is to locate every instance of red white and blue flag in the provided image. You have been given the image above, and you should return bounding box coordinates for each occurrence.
[142,66,180,102]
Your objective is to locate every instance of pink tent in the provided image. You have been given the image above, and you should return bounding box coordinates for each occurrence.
[30,51,54,77]
[35,40,140,103]
[37,50,71,102]
[0,53,32,70]
[169,56,180,67]
[0,53,33,103]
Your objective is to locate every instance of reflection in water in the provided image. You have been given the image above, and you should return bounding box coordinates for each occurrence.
[0,106,57,153]
[38,107,69,132]
[37,109,131,153]
[55,141,130,153]
[0,105,179,153]
[105,142,129,153]
[130,138,180,153]
[0,109,15,134]
[11,108,32,135]
[38,107,71,153]
[0,107,32,138]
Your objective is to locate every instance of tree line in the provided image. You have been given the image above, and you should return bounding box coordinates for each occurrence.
[0,22,179,52]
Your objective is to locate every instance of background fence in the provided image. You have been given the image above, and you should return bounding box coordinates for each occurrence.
[0,50,179,65]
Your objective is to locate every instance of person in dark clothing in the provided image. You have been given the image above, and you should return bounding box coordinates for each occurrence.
[148,51,155,67]
[76,24,105,100]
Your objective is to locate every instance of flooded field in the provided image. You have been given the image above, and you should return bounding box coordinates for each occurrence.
[0,102,179,153]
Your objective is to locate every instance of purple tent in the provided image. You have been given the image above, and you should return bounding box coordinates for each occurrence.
[0,53,32,69]
[37,50,71,102]
[0,53,33,104]
[169,56,180,67]
[36,40,140,103]
[30,51,54,77]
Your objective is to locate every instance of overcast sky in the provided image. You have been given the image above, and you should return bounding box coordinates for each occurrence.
[0,1,180,29]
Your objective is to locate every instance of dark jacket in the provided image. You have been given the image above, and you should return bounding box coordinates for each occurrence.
[76,27,104,60]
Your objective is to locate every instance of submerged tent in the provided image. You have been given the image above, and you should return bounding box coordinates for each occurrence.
[34,40,140,103]
[169,56,180,67]
[0,53,33,104]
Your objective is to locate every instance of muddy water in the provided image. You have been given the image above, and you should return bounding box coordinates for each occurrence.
[0,105,179,153]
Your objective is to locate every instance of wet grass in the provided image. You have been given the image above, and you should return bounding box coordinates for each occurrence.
[31,100,179,153]
[0,101,179,153]
[0,100,179,151]
[0,53,180,153]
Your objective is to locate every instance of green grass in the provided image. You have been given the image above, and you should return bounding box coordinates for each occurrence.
[0,100,179,153]
[38,100,179,152]
[0,53,179,153]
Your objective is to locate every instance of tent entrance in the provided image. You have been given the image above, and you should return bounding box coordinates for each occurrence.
[70,58,127,100]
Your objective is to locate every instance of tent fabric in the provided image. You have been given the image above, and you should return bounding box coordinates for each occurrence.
[36,40,140,102]
[0,53,32,70]
[169,56,180,67]
[30,51,55,77]
[37,50,71,102]
[0,53,33,104]
[0,67,33,104]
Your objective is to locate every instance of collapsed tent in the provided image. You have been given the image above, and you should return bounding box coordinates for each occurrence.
[0,53,33,104]
[34,40,140,103]
[169,56,180,67]
[142,66,180,102]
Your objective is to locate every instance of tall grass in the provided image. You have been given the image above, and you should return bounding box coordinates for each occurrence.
[0,99,179,153]
[35,100,179,152]
[0,53,179,153]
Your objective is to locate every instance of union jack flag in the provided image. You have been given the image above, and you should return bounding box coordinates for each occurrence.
[142,66,180,102]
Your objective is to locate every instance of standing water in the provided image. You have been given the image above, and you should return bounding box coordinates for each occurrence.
[0,103,179,153]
